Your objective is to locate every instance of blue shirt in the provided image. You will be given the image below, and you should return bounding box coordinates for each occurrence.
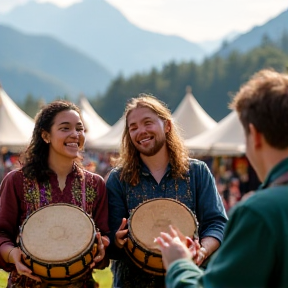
[106,158,228,288]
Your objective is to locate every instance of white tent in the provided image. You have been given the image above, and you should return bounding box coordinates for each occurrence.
[87,88,218,151]
[184,111,245,156]
[85,117,125,151]
[172,88,217,139]
[0,86,35,150]
[78,96,111,145]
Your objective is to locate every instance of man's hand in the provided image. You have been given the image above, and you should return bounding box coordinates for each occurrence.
[155,225,195,270]
[114,218,128,248]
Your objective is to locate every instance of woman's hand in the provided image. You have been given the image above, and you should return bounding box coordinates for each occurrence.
[10,247,42,282]
[90,232,109,269]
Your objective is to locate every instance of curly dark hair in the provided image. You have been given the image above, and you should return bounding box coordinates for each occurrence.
[20,100,83,182]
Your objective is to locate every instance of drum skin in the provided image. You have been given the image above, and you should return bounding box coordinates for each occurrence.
[125,198,198,275]
[19,204,97,285]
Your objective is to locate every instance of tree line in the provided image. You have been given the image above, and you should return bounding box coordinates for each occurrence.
[20,33,288,125]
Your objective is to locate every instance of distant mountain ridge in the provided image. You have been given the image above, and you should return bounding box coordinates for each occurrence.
[0,24,113,102]
[216,9,288,57]
[199,31,241,55]
[0,0,206,76]
[0,0,287,104]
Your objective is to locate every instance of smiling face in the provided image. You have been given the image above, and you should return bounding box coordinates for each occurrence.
[42,109,85,163]
[127,107,170,157]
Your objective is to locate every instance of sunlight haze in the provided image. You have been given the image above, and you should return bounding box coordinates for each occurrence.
[0,0,287,42]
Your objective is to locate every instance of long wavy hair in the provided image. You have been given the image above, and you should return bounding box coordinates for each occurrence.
[21,100,84,182]
[113,94,189,186]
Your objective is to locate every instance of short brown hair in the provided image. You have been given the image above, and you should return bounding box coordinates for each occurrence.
[230,69,288,149]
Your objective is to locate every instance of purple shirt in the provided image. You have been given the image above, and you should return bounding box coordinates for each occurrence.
[0,163,109,277]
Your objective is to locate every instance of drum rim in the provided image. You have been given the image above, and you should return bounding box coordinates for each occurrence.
[125,197,198,275]
[127,197,198,252]
[19,203,96,264]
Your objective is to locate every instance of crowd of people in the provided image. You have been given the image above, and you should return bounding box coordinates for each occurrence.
[0,148,260,215]
[0,68,287,288]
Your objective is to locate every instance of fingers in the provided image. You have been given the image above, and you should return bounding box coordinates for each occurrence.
[159,232,173,243]
[155,232,194,270]
[101,235,110,248]
[169,225,186,243]
[154,236,168,249]
[194,246,207,266]
[117,218,127,231]
[115,229,128,248]
[115,219,129,248]
[186,236,193,248]
[90,235,106,269]
[16,263,42,282]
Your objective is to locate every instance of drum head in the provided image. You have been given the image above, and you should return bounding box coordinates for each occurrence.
[21,204,95,262]
[129,198,197,254]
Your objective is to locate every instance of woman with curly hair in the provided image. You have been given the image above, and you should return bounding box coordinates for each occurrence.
[0,100,109,288]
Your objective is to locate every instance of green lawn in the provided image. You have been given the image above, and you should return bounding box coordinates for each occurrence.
[0,268,113,288]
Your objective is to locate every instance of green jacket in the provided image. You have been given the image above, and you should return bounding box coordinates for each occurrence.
[166,158,288,288]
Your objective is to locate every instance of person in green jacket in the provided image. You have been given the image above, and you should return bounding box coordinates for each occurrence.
[155,68,288,288]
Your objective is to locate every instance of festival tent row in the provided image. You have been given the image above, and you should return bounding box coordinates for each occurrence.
[0,84,245,157]
[78,96,111,144]
[184,111,245,156]
[0,89,111,153]
[172,87,216,139]
[85,116,125,151]
[87,89,217,151]
[0,85,35,151]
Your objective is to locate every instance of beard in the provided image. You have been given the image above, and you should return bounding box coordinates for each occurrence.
[137,136,166,157]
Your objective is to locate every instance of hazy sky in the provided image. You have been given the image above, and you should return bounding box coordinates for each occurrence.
[0,0,287,42]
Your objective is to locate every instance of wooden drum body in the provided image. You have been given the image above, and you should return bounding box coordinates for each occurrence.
[125,198,198,275]
[19,204,97,285]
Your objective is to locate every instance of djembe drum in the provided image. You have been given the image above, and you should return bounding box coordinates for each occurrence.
[19,203,97,285]
[125,198,198,275]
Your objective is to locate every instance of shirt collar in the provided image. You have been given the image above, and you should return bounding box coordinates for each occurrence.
[139,159,172,176]
[259,157,288,189]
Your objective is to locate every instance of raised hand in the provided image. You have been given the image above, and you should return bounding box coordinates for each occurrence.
[115,218,128,248]
[155,225,194,270]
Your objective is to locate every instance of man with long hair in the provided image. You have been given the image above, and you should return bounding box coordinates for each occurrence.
[106,94,228,287]
[156,69,288,288]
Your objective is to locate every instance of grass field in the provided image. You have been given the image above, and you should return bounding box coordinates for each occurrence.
[0,268,113,288]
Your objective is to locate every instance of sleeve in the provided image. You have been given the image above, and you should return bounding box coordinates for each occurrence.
[200,205,275,287]
[105,169,129,259]
[92,174,110,236]
[194,161,228,243]
[166,205,275,288]
[165,259,204,288]
[0,170,22,271]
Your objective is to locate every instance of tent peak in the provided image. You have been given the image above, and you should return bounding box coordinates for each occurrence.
[186,85,192,94]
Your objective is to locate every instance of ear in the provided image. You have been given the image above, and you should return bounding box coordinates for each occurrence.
[41,131,50,144]
[164,119,171,133]
[248,123,262,148]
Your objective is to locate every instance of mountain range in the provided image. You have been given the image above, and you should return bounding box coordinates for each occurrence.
[0,0,287,103]
[0,24,113,102]
[216,9,288,57]
[0,0,206,76]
